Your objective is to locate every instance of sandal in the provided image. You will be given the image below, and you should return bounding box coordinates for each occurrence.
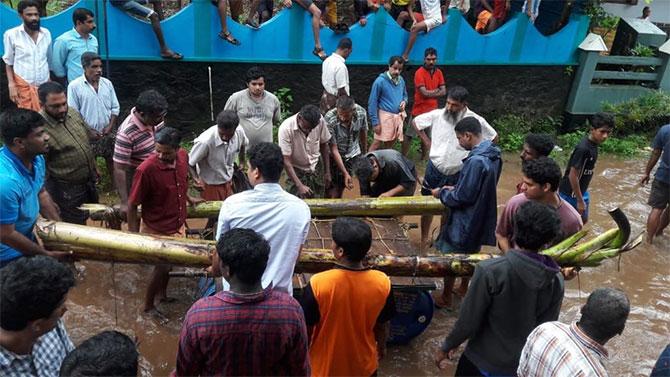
[218,30,241,46]
[312,47,327,61]
[160,51,183,60]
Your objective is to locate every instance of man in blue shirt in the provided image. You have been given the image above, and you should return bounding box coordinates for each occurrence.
[51,8,98,84]
[0,109,64,267]
[368,56,408,151]
[640,123,670,244]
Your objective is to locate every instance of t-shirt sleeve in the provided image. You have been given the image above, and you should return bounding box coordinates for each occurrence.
[127,167,148,206]
[113,130,133,166]
[414,70,427,88]
[273,96,282,125]
[0,179,20,224]
[652,126,669,150]
[567,145,588,170]
[376,286,396,323]
[223,94,236,111]
[495,199,515,241]
[437,70,446,86]
[414,111,433,131]
[299,283,321,326]
[2,32,14,65]
[480,117,497,140]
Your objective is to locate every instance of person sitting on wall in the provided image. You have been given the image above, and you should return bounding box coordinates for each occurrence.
[282,0,329,60]
[213,0,262,46]
[475,0,509,34]
[401,0,445,62]
[640,5,651,21]
[354,0,381,27]
[59,331,139,377]
[353,149,417,198]
[110,0,183,59]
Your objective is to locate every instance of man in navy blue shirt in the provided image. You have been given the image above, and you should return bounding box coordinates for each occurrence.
[640,123,670,244]
[0,109,64,267]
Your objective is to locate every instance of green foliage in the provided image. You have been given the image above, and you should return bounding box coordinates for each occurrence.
[492,115,562,152]
[95,157,113,192]
[273,87,294,142]
[601,91,670,136]
[585,0,619,37]
[630,43,655,58]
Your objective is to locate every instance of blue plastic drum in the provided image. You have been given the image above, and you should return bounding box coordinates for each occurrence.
[388,290,435,345]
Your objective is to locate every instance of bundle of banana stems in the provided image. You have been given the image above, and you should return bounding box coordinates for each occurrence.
[36,208,642,277]
[81,196,447,221]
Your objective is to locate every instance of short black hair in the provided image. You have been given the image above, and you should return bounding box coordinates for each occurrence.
[388,55,405,67]
[216,110,239,130]
[337,37,352,50]
[245,66,265,84]
[216,228,270,285]
[579,288,630,342]
[135,89,168,115]
[38,81,65,104]
[335,95,355,110]
[591,112,614,130]
[72,8,94,26]
[17,0,39,14]
[522,157,562,192]
[524,133,555,157]
[80,51,102,69]
[248,142,283,183]
[513,201,561,251]
[332,217,372,262]
[353,155,374,183]
[59,331,138,377]
[0,256,75,331]
[424,47,437,57]
[454,116,481,135]
[447,86,468,103]
[0,109,46,145]
[154,126,181,148]
[299,104,321,128]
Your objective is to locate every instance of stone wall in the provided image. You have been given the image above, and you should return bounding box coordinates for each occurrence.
[1,61,575,136]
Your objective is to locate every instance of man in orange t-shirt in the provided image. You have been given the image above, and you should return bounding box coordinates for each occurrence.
[300,217,396,376]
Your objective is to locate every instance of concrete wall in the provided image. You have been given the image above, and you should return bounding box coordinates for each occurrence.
[603,1,670,24]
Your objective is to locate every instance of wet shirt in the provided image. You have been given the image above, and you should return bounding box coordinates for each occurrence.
[559,136,598,197]
[652,124,670,184]
[51,28,98,83]
[174,286,310,377]
[324,104,368,160]
[224,90,280,148]
[412,66,445,116]
[360,150,417,196]
[0,147,45,262]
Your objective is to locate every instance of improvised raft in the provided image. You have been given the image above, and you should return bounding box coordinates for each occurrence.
[35,197,644,277]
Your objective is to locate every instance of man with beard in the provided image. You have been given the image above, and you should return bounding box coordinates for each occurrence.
[3,0,52,111]
[51,8,98,85]
[38,82,99,225]
[411,86,497,251]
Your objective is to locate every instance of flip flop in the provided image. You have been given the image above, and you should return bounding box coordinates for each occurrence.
[218,30,241,46]
[312,47,327,61]
[160,51,183,60]
[245,19,260,29]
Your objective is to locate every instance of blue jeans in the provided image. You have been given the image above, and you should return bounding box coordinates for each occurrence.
[560,191,590,223]
[421,160,460,196]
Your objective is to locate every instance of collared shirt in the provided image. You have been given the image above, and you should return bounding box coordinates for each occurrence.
[321,52,349,96]
[113,108,161,168]
[67,75,120,132]
[324,104,368,160]
[518,322,610,377]
[216,183,311,293]
[51,28,98,82]
[2,25,51,85]
[414,107,497,176]
[0,147,45,262]
[129,149,189,234]
[278,114,331,173]
[174,285,310,377]
[188,125,248,185]
[0,320,74,377]
[40,108,96,183]
[224,89,281,148]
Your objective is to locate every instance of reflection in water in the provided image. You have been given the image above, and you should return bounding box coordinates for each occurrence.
[64,154,669,376]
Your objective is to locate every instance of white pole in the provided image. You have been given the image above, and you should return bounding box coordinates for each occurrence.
[208,66,214,122]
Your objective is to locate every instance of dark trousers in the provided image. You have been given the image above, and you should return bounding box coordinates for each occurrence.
[46,177,98,225]
[455,353,485,377]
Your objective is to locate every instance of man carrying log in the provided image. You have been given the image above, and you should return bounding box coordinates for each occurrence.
[127,127,203,319]
[353,149,417,198]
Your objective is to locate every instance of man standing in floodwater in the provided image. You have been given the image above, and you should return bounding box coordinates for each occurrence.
[639,123,670,244]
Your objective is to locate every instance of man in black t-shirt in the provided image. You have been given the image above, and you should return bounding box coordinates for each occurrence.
[558,113,614,223]
[353,149,417,197]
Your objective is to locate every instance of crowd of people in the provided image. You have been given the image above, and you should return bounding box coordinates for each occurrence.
[2,0,670,376]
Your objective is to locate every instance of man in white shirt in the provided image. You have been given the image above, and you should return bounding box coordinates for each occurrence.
[3,0,52,111]
[320,37,352,114]
[411,86,497,249]
[216,142,311,294]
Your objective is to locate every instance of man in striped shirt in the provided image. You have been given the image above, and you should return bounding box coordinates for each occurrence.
[518,288,630,377]
[112,89,167,218]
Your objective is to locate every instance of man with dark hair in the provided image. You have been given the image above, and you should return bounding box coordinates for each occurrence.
[67,52,120,184]
[430,116,502,308]
[354,149,417,198]
[175,228,310,376]
[38,81,99,225]
[3,0,52,111]
[640,5,651,21]
[413,86,497,249]
[639,123,670,244]
[59,331,139,377]
[401,0,445,61]
[435,201,564,376]
[0,256,76,376]
[320,37,352,113]
[113,89,168,218]
[300,217,395,376]
[216,142,311,294]
[497,157,582,253]
[559,112,614,223]
[0,109,64,266]
[52,7,98,84]
[127,127,202,317]
[110,0,182,59]
[518,288,630,376]
[324,95,368,198]
[279,104,332,198]
[224,66,281,148]
[369,55,408,151]
[520,133,555,161]
[402,47,446,159]
[189,109,248,204]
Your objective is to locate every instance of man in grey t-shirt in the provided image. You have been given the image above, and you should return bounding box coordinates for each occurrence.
[224,67,281,148]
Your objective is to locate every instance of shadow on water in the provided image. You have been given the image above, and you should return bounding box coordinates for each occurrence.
[64,153,669,376]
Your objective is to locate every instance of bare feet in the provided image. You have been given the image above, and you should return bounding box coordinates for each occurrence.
[143,307,169,324]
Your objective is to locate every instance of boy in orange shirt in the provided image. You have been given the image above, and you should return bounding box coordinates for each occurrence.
[300,217,396,376]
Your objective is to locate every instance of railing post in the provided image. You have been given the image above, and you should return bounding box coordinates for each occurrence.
[565,33,609,115]
[657,39,670,91]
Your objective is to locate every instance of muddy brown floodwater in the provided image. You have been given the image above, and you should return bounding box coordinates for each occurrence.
[64,153,669,376]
